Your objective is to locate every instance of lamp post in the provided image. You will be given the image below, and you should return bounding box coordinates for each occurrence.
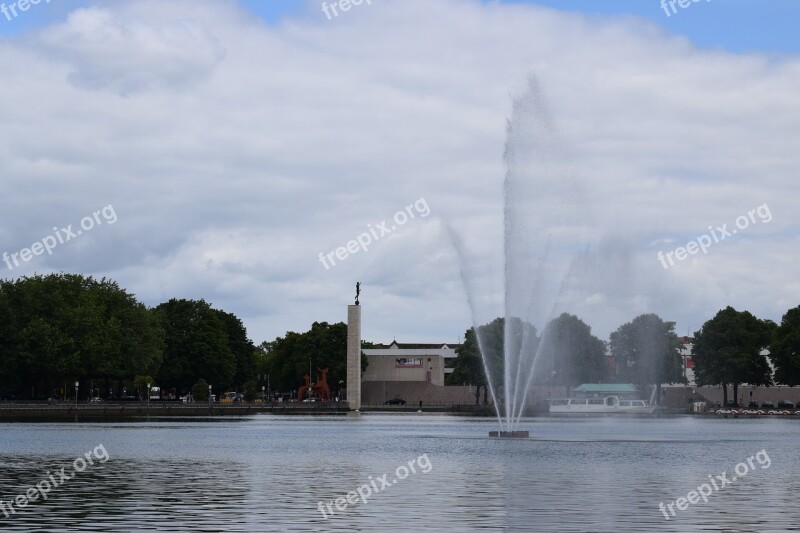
[74,381,79,407]
[261,385,265,402]
[208,384,212,407]
[147,383,151,408]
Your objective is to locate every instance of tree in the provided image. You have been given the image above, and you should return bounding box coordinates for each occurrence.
[692,306,775,406]
[0,274,163,399]
[447,327,490,405]
[192,378,210,401]
[265,322,367,395]
[212,309,257,388]
[243,380,259,402]
[154,299,236,393]
[769,306,800,386]
[446,317,538,406]
[534,313,607,389]
[133,375,155,400]
[609,314,685,405]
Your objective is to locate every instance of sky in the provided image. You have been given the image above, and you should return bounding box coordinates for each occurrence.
[1,0,798,347]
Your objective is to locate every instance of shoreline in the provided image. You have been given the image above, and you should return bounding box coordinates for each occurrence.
[0,402,496,421]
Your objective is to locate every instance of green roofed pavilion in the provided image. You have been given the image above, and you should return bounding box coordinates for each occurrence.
[573,384,639,394]
[571,384,642,400]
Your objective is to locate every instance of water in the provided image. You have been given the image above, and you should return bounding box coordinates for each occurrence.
[1,415,798,532]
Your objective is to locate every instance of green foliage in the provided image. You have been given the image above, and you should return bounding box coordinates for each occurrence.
[265,321,361,393]
[446,326,492,405]
[192,378,210,401]
[535,313,607,387]
[133,375,155,399]
[243,379,259,402]
[0,274,258,400]
[447,317,538,404]
[0,274,164,398]
[609,314,686,386]
[213,309,258,388]
[692,306,775,396]
[154,299,238,393]
[447,327,486,387]
[769,306,800,386]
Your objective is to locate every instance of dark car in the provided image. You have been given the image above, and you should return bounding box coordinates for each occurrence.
[761,401,775,409]
[748,401,759,409]
[777,400,794,409]
[384,398,406,406]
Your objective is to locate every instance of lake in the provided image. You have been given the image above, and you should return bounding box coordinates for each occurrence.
[0,414,797,532]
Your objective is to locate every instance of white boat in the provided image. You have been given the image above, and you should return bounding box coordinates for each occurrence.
[547,395,656,414]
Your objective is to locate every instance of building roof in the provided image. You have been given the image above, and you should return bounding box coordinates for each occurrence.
[371,341,462,350]
[573,384,639,393]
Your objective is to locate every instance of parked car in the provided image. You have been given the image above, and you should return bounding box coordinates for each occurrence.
[761,401,775,409]
[89,397,103,403]
[777,400,794,409]
[385,398,406,406]
[748,401,759,409]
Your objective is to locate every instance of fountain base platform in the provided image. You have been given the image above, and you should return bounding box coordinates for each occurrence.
[489,431,529,438]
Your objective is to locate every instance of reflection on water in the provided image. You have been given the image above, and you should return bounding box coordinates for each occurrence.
[0,415,799,532]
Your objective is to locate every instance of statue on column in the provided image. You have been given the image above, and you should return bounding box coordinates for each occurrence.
[355,282,361,306]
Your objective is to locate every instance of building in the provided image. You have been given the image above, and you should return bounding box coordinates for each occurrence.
[361,341,460,386]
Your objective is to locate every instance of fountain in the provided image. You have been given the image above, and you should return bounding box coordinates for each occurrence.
[452,76,595,437]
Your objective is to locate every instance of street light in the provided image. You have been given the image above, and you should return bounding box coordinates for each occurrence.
[208,384,212,407]
[74,381,79,407]
[261,385,265,402]
[147,383,151,408]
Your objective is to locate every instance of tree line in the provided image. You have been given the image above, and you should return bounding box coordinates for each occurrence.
[0,273,366,401]
[447,313,685,405]
[4,273,797,405]
[692,305,800,406]
[0,274,262,400]
[447,306,800,406]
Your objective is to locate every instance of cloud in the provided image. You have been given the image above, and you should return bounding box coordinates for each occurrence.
[0,0,797,344]
[37,5,227,94]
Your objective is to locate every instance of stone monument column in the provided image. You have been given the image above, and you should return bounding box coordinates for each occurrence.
[346,282,362,410]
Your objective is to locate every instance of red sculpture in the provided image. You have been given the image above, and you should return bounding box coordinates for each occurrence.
[297,368,331,401]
